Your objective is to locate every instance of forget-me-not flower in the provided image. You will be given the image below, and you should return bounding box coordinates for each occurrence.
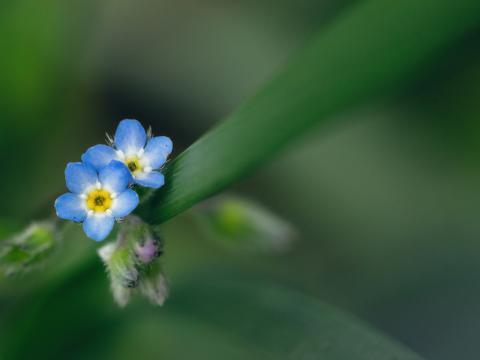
[82,119,173,189]
[54,161,139,241]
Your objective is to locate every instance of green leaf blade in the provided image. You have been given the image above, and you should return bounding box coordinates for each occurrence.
[168,271,425,360]
[140,0,480,224]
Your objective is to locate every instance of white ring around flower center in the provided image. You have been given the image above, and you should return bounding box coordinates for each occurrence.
[116,150,126,160]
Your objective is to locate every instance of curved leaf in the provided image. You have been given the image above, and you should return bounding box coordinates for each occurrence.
[167,271,424,360]
[1,266,425,360]
[138,0,480,224]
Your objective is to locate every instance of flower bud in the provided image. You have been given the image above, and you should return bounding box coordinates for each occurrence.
[135,233,162,264]
[98,216,167,307]
[197,196,296,253]
[121,216,163,264]
[98,242,138,289]
[0,221,56,276]
[110,282,132,308]
[138,261,169,306]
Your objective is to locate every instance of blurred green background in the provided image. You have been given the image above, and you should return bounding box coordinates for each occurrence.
[1,0,480,359]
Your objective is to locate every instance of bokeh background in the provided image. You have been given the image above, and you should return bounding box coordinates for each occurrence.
[1,0,480,359]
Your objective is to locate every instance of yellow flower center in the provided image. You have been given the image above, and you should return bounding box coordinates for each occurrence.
[125,156,143,175]
[86,189,113,213]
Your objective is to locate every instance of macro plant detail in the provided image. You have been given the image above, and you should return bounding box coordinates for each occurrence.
[55,160,139,241]
[98,216,168,307]
[2,1,480,359]
[50,119,173,306]
[82,119,173,189]
[55,119,172,241]
[0,222,56,276]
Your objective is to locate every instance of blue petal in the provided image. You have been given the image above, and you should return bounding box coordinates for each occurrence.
[143,136,173,169]
[99,160,131,193]
[81,144,118,171]
[65,162,98,194]
[54,193,87,222]
[83,214,115,241]
[134,171,165,189]
[114,119,147,154]
[111,189,139,218]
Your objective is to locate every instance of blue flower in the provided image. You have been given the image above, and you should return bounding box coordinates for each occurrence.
[54,161,139,241]
[82,119,173,189]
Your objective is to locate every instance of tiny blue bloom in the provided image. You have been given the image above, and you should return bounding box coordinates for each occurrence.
[54,161,139,241]
[82,119,173,189]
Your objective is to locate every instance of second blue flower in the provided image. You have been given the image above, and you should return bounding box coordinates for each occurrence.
[82,119,173,189]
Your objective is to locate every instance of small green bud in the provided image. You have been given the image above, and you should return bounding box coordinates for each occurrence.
[98,242,139,288]
[197,196,296,253]
[98,242,137,307]
[0,221,56,276]
[110,281,132,308]
[138,260,169,306]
